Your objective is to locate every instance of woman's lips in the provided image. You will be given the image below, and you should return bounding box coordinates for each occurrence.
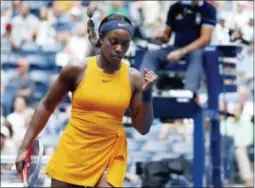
[111,55,122,60]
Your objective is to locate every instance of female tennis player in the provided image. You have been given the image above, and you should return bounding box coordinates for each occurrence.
[15,11,157,187]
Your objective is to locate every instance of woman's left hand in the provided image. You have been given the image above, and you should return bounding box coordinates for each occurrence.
[142,68,158,92]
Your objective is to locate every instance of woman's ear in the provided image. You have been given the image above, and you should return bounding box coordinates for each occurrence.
[99,38,103,44]
[99,33,104,44]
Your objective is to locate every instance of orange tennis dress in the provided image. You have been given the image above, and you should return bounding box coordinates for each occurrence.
[44,56,132,187]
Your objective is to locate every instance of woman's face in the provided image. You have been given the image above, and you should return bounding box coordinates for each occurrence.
[233,102,243,118]
[39,7,48,20]
[100,29,131,66]
[14,96,26,113]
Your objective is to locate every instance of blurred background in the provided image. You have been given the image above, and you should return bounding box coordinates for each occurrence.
[1,0,254,187]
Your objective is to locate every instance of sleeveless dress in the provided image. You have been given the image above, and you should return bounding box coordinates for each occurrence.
[44,56,132,187]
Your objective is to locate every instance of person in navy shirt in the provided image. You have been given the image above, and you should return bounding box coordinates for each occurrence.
[140,0,217,95]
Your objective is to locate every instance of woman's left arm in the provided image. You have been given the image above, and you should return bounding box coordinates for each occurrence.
[129,68,158,135]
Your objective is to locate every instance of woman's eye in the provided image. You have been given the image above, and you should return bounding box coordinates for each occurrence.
[110,40,117,45]
[122,42,130,47]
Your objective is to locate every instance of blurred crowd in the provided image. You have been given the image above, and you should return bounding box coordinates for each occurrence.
[1,0,254,187]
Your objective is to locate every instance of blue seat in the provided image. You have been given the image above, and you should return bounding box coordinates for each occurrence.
[152,97,200,119]
[162,61,187,72]
[32,81,49,102]
[58,94,71,112]
[18,49,42,55]
[26,1,50,9]
[26,55,55,70]
[3,53,20,63]
[43,52,57,62]
[30,9,40,17]
[1,61,17,70]
[1,40,12,54]
[1,53,21,70]
[1,54,9,62]
[20,42,41,53]
[42,43,63,53]
[3,69,18,80]
[2,86,17,116]
[29,70,52,84]
[81,1,89,6]
[54,17,72,32]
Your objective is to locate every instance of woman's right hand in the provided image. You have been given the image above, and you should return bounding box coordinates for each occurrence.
[15,148,29,173]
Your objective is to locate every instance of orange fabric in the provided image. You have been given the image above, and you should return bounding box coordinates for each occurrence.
[44,56,132,187]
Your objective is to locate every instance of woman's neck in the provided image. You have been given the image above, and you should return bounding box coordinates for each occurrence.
[97,53,120,74]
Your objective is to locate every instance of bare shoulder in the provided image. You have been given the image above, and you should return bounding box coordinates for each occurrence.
[128,67,143,79]
[128,67,144,91]
[59,59,87,80]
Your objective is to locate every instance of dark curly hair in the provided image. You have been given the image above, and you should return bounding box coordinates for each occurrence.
[87,8,132,48]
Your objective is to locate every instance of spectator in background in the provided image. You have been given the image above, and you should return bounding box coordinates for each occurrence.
[9,58,35,99]
[0,118,18,183]
[1,22,17,53]
[131,1,162,39]
[1,2,12,37]
[238,86,253,122]
[35,6,57,48]
[236,14,254,89]
[53,20,72,46]
[219,98,230,121]
[52,1,74,16]
[0,105,17,182]
[139,0,217,96]
[38,74,70,137]
[220,102,253,187]
[85,2,106,37]
[71,0,89,19]
[1,105,16,154]
[2,58,35,116]
[106,1,130,18]
[39,106,69,137]
[213,12,231,45]
[10,2,40,49]
[232,1,251,30]
[68,6,84,32]
[1,65,7,97]
[11,0,23,17]
[42,2,71,47]
[240,13,253,45]
[159,119,193,143]
[1,122,17,155]
[66,23,92,60]
[56,23,92,66]
[6,96,34,148]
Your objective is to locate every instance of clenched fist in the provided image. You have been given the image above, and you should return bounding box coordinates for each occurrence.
[142,68,158,92]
